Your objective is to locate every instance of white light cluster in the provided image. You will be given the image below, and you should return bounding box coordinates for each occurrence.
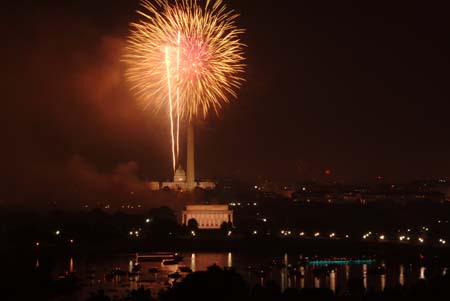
[362,232,372,239]
[281,230,292,236]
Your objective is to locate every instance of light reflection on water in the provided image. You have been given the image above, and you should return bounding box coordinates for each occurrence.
[299,266,305,289]
[69,257,74,273]
[330,270,336,292]
[190,253,196,272]
[419,266,426,279]
[399,264,404,286]
[47,252,445,299]
[362,263,367,288]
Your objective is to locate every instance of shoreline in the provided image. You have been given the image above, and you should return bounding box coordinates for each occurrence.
[14,237,450,265]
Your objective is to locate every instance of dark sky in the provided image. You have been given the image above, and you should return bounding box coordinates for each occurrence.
[2,0,450,205]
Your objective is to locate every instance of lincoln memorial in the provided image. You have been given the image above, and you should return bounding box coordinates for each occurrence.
[182,205,233,229]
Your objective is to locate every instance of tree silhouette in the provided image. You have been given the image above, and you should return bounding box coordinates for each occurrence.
[127,285,154,301]
[220,221,233,234]
[187,218,199,231]
[159,264,248,301]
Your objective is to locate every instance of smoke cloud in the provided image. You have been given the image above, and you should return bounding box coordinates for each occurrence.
[1,1,176,208]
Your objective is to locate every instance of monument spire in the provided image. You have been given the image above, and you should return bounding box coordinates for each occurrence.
[186,123,195,190]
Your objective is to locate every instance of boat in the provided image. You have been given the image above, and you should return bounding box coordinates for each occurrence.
[368,266,386,275]
[132,264,141,272]
[168,272,182,279]
[288,269,304,277]
[113,269,127,276]
[179,267,192,273]
[287,266,304,277]
[253,266,271,277]
[105,273,115,281]
[136,252,183,262]
[271,259,286,268]
[162,259,179,265]
[307,257,376,266]
[312,265,335,276]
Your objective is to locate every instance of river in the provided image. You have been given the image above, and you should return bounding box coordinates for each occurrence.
[46,252,447,300]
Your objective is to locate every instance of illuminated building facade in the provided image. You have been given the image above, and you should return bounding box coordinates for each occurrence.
[148,166,215,191]
[182,205,233,229]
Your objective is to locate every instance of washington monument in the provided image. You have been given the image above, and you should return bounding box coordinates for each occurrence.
[186,123,195,190]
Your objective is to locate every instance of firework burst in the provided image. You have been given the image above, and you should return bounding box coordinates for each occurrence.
[125,0,245,170]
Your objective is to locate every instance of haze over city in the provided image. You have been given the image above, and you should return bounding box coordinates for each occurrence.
[3,0,450,207]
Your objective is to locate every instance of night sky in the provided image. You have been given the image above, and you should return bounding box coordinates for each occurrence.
[2,0,450,205]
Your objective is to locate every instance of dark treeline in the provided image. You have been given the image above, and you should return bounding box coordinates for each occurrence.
[2,202,450,245]
[1,206,181,248]
[2,202,450,259]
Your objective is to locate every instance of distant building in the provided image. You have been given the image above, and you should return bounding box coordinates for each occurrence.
[148,166,216,191]
[182,205,233,229]
[258,180,295,198]
[148,181,160,191]
[148,124,215,191]
[162,166,189,190]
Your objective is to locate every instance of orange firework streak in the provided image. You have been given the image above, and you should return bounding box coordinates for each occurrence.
[125,0,245,170]
[176,31,181,163]
[164,46,176,171]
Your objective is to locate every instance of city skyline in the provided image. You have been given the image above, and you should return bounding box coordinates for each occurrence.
[3,0,450,206]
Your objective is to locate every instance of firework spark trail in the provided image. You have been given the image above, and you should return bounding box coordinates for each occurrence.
[176,31,180,164]
[125,0,245,171]
[164,46,176,171]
